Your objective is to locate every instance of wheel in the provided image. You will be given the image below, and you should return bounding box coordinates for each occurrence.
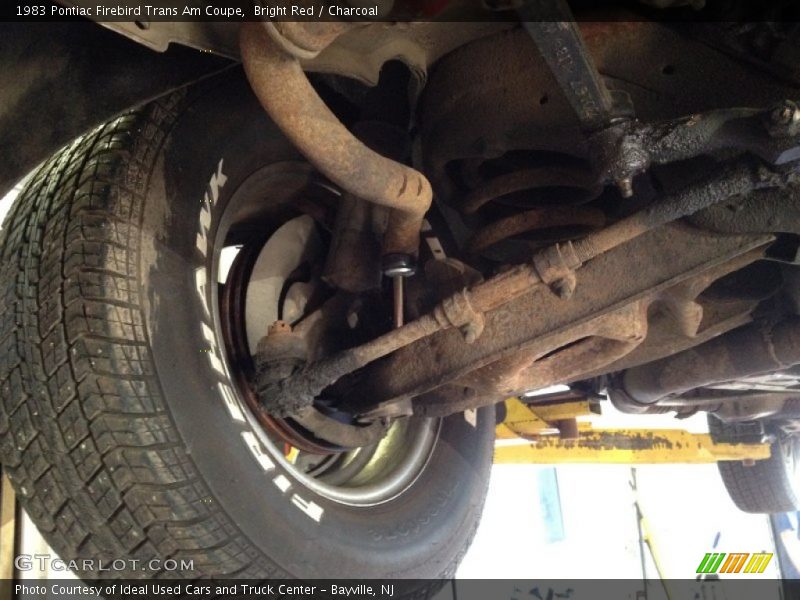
[0,73,494,579]
[710,416,800,513]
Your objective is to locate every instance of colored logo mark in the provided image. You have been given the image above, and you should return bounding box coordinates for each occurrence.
[696,552,773,574]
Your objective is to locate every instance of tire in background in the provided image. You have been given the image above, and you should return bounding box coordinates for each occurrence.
[710,415,800,513]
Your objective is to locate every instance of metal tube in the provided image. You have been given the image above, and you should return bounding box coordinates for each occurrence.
[239,22,432,257]
[289,406,387,447]
[572,160,758,264]
[621,319,800,405]
[393,276,404,328]
[260,159,767,416]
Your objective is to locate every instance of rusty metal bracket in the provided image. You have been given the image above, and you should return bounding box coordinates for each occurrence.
[259,158,776,419]
[519,1,621,132]
[532,242,582,299]
[352,226,772,413]
[437,301,648,411]
[434,289,485,343]
[519,1,637,196]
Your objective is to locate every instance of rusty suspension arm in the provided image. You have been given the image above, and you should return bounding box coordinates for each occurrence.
[239,22,432,258]
[259,158,771,416]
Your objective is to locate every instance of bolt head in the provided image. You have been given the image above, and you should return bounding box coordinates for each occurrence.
[551,275,577,299]
[464,327,478,344]
[268,320,291,335]
[616,177,634,198]
[772,101,799,125]
[382,253,417,278]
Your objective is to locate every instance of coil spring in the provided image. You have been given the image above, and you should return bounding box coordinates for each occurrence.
[462,164,606,257]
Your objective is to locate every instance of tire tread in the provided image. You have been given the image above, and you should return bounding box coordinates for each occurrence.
[0,94,281,578]
[711,416,799,513]
[0,90,483,583]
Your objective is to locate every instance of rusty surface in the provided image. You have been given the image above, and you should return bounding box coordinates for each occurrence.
[571,159,760,264]
[469,206,605,255]
[440,302,647,407]
[419,22,799,264]
[580,246,770,377]
[239,18,798,420]
[428,245,771,417]
[503,303,647,395]
[521,17,617,132]
[462,166,601,214]
[240,22,432,257]
[691,184,800,236]
[419,27,587,245]
[620,318,800,406]
[468,157,765,311]
[350,226,772,412]
[322,193,383,293]
[581,22,800,121]
[256,155,773,418]
[219,239,336,454]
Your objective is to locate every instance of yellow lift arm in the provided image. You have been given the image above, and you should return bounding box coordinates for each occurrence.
[494,397,770,465]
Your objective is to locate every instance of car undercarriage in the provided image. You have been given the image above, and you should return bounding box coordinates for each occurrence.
[2,1,800,579]
[226,16,800,448]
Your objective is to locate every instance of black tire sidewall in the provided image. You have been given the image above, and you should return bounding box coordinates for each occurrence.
[140,73,494,578]
[711,415,800,513]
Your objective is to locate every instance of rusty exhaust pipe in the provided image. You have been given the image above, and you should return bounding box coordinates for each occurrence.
[618,318,800,406]
[239,21,432,258]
